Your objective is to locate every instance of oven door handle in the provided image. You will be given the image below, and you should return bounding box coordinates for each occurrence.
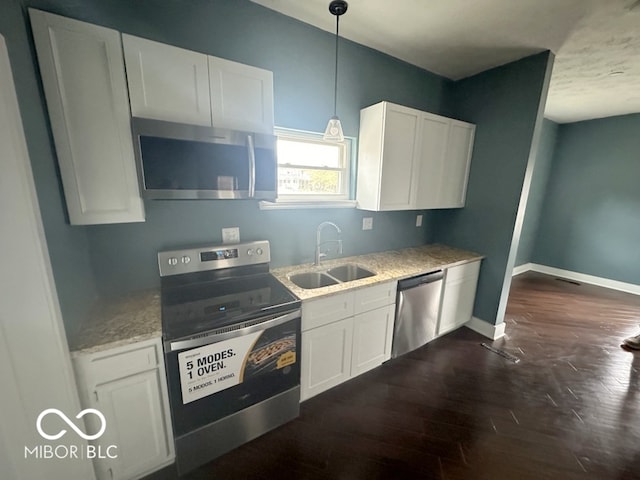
[167,308,301,352]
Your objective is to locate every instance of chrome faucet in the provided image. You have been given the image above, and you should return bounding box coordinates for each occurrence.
[315,221,343,265]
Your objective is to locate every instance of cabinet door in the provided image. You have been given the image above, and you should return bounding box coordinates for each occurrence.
[122,34,211,126]
[439,120,475,208]
[302,291,354,331]
[29,10,144,225]
[438,261,480,335]
[352,305,395,376]
[415,113,450,209]
[354,281,396,314]
[301,318,353,401]
[93,369,173,480]
[378,103,420,210]
[208,56,274,133]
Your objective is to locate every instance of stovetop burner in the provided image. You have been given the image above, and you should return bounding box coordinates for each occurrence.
[161,272,299,340]
[159,241,299,341]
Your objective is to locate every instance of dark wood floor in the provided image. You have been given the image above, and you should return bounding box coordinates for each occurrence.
[151,272,640,479]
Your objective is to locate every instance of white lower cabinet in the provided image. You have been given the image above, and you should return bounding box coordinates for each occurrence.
[301,281,396,401]
[72,338,174,480]
[301,317,353,400]
[352,304,395,376]
[438,260,481,336]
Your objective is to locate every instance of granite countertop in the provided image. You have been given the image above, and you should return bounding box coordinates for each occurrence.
[272,244,483,301]
[68,288,161,355]
[69,244,482,355]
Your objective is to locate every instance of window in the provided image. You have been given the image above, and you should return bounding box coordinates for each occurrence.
[274,128,352,202]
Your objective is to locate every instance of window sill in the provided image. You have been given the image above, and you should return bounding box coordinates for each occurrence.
[258,199,357,210]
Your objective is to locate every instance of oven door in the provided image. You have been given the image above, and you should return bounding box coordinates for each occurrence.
[164,308,301,440]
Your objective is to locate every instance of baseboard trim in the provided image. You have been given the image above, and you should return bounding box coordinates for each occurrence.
[465,316,506,340]
[512,263,640,296]
[512,263,533,276]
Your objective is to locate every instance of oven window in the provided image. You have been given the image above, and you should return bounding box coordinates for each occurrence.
[165,317,300,436]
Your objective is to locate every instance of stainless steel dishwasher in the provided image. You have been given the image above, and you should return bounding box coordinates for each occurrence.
[392,270,444,358]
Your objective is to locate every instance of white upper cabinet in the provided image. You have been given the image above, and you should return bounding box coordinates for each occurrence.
[208,56,274,133]
[357,101,475,211]
[438,120,475,208]
[122,35,274,133]
[414,113,450,208]
[29,9,145,225]
[122,34,212,126]
[356,102,420,211]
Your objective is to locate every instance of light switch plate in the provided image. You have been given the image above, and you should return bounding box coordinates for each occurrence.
[362,217,373,230]
[416,214,423,227]
[222,227,240,244]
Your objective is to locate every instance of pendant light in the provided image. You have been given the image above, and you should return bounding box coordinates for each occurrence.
[323,0,348,142]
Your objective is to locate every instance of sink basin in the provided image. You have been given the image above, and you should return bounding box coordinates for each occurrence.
[289,272,339,289]
[326,264,376,282]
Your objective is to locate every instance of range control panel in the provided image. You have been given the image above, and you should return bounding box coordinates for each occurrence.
[158,240,270,277]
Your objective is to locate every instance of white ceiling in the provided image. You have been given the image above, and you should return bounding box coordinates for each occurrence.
[251,0,640,123]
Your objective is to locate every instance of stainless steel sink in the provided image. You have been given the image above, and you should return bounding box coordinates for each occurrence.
[289,272,339,289]
[326,264,375,282]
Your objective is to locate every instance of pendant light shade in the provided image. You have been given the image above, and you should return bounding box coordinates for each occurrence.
[323,1,348,142]
[323,116,344,141]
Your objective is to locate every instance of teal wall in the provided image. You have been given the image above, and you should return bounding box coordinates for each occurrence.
[532,114,640,285]
[515,118,558,266]
[0,0,98,336]
[3,0,453,321]
[432,52,554,326]
[3,0,554,334]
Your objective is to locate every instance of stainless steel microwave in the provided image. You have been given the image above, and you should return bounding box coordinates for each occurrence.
[132,117,277,200]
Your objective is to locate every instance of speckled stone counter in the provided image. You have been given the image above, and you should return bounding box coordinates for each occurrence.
[272,244,483,301]
[68,244,481,354]
[68,289,161,355]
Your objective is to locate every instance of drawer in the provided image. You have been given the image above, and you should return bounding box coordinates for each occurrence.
[445,260,480,283]
[354,281,397,314]
[302,291,355,331]
[86,343,159,385]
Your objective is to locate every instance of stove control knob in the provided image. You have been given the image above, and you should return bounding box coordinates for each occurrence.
[247,248,254,256]
[168,257,178,266]
[256,248,263,256]
[181,255,191,264]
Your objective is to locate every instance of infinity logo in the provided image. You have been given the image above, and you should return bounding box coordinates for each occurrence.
[36,408,106,441]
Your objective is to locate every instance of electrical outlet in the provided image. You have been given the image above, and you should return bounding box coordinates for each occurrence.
[222,227,240,244]
[362,217,373,230]
[416,214,423,227]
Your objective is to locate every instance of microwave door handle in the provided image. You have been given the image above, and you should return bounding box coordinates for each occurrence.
[247,134,256,197]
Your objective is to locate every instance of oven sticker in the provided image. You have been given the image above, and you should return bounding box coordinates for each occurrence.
[178,329,297,404]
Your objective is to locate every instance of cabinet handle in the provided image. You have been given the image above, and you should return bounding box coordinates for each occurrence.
[94,391,99,402]
[108,467,113,479]
[247,134,256,198]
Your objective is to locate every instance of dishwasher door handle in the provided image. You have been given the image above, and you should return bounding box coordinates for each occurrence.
[398,270,444,290]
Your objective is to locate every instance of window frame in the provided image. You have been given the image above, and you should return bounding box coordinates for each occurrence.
[274,127,354,203]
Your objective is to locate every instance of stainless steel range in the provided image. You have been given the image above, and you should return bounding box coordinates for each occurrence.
[158,240,301,475]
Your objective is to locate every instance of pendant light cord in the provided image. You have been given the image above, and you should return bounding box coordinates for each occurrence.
[333,14,340,117]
